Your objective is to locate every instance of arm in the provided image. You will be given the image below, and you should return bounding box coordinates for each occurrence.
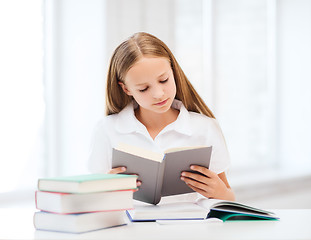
[181,165,235,201]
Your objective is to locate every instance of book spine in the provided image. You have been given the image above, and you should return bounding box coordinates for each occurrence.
[153,156,166,205]
[35,207,135,215]
[35,191,38,209]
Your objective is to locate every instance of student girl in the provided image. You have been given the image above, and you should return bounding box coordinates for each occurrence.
[89,32,235,201]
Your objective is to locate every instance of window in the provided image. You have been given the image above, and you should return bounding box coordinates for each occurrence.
[211,0,275,171]
[174,0,311,177]
[174,0,276,171]
[0,0,44,193]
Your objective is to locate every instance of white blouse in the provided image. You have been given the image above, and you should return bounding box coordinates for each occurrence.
[88,99,230,175]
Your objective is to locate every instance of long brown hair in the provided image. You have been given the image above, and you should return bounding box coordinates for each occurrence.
[105,32,215,118]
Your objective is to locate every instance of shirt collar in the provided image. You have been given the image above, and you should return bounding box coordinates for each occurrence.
[115,99,193,136]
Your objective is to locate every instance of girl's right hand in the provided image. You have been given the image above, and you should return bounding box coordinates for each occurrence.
[108,167,142,187]
[108,166,127,174]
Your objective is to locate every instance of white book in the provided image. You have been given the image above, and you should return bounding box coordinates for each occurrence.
[35,189,134,214]
[127,201,208,221]
[34,211,127,234]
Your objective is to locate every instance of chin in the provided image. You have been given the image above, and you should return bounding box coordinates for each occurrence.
[153,105,172,114]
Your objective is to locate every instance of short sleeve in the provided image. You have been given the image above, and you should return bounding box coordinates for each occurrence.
[88,119,112,173]
[208,119,231,174]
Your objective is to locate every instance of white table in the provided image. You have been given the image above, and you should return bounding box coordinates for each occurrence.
[1,208,310,240]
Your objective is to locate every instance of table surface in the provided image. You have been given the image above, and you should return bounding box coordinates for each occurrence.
[1,208,311,240]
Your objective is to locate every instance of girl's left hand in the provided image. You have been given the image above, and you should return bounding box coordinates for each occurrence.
[180,165,232,200]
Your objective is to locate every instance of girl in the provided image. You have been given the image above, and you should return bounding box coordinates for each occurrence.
[89,32,235,201]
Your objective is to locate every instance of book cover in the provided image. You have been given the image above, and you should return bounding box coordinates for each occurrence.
[38,173,137,193]
[112,144,212,204]
[197,198,279,221]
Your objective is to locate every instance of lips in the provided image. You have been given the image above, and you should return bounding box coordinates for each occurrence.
[155,99,168,106]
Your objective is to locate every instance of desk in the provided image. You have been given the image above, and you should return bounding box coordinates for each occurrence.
[1,208,310,240]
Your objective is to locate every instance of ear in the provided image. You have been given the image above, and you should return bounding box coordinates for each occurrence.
[118,81,132,96]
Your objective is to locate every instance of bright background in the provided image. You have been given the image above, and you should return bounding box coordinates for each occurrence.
[1,0,311,208]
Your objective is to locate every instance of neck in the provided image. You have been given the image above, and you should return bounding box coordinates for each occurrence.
[135,107,179,139]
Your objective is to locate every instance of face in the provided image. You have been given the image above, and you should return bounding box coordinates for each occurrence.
[120,57,176,114]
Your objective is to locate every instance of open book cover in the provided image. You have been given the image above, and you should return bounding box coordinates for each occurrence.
[196,198,279,221]
[126,199,279,222]
[112,143,212,205]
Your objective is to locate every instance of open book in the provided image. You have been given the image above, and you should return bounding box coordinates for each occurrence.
[112,143,212,204]
[126,199,279,222]
[197,198,279,221]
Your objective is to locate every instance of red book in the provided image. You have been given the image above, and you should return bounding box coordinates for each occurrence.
[35,189,134,214]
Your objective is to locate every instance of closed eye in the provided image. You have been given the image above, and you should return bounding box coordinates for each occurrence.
[139,86,149,92]
[160,78,168,83]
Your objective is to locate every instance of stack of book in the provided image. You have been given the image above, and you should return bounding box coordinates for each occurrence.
[33,173,137,233]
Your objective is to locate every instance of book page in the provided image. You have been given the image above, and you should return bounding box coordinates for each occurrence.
[196,198,276,216]
[116,143,164,162]
[128,202,208,220]
[164,145,209,154]
[196,198,226,210]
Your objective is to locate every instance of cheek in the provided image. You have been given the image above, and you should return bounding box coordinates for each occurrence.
[133,92,150,104]
[167,80,177,95]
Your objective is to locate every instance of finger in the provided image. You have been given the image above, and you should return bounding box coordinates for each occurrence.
[190,165,217,178]
[180,176,208,191]
[136,180,142,187]
[181,171,212,185]
[108,166,126,174]
[181,177,214,196]
[134,180,142,192]
[186,184,213,198]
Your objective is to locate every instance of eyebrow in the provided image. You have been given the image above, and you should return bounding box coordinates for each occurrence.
[135,72,168,86]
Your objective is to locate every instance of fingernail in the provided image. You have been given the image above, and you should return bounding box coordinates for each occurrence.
[180,177,184,181]
[122,167,126,171]
[190,166,195,170]
[181,172,186,176]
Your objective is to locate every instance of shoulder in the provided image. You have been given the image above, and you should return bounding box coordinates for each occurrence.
[92,114,119,134]
[176,101,222,136]
[95,101,135,128]
[188,111,220,130]
[186,111,225,139]
[93,104,136,135]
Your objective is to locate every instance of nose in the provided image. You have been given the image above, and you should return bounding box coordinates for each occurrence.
[152,84,164,99]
